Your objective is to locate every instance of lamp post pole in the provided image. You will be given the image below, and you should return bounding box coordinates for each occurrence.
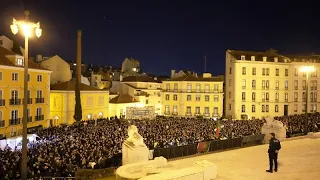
[10,10,42,180]
[304,71,309,135]
[21,11,29,180]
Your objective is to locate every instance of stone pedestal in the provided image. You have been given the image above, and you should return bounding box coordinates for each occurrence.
[261,117,286,143]
[122,140,149,165]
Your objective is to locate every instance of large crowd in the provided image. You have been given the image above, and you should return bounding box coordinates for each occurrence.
[0,113,320,179]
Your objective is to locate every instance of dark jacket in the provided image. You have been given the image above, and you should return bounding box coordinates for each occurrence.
[268,137,281,153]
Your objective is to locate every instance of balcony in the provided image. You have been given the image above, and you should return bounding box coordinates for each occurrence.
[35,115,44,121]
[163,89,223,93]
[35,98,44,104]
[9,118,20,125]
[0,99,5,106]
[27,116,32,123]
[23,98,32,104]
[203,113,210,117]
[9,99,21,105]
[172,112,178,116]
[212,113,219,117]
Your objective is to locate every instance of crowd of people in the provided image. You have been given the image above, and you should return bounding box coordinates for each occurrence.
[0,113,320,179]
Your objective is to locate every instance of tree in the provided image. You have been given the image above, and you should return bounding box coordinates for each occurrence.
[11,39,23,55]
[73,77,82,123]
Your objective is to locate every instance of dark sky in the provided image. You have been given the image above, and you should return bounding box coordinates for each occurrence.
[0,0,319,76]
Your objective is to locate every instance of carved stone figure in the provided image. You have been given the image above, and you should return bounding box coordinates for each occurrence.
[126,125,145,146]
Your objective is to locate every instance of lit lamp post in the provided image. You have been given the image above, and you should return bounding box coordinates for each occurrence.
[299,65,315,135]
[10,10,42,180]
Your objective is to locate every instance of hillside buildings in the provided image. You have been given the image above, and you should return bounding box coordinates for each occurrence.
[225,49,320,120]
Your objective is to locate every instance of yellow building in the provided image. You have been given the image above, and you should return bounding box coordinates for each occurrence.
[108,94,141,118]
[0,46,52,138]
[162,73,224,118]
[225,49,320,120]
[50,80,109,126]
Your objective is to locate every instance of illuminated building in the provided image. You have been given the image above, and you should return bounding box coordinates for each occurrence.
[162,73,224,118]
[0,46,51,138]
[225,49,320,120]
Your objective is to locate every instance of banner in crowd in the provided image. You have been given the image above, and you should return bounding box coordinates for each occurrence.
[197,141,211,153]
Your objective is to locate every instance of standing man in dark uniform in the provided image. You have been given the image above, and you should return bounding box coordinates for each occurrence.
[266,132,281,173]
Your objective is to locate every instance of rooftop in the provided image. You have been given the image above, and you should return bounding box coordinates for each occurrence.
[165,74,224,82]
[50,79,107,91]
[0,46,49,71]
[109,94,139,104]
[122,75,162,83]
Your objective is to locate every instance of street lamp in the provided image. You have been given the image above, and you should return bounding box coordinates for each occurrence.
[10,10,42,180]
[299,65,315,135]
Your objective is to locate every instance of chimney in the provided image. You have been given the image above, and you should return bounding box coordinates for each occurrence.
[203,73,212,78]
[76,30,82,83]
[171,69,175,78]
[36,54,43,63]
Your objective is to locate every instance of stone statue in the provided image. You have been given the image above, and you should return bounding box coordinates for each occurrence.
[261,116,286,142]
[126,125,145,147]
[264,116,284,129]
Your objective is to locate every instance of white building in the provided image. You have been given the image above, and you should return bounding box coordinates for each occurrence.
[0,35,24,55]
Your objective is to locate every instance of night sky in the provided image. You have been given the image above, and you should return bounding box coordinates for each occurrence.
[0,0,319,76]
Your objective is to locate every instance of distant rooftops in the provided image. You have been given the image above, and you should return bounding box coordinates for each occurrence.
[50,79,107,91]
[109,94,139,104]
[165,74,224,82]
[121,75,162,83]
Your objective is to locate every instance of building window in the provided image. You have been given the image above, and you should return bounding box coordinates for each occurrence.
[241,105,245,112]
[165,105,169,114]
[173,83,178,92]
[165,94,169,100]
[99,96,104,106]
[275,69,279,76]
[86,96,93,106]
[16,58,24,66]
[275,80,279,90]
[228,91,231,99]
[275,93,279,101]
[205,95,209,101]
[187,83,192,92]
[229,79,232,86]
[196,84,201,92]
[242,67,246,75]
[262,105,265,112]
[214,84,219,92]
[205,84,210,92]
[195,107,200,114]
[12,73,18,81]
[285,80,288,90]
[186,106,191,114]
[266,92,269,101]
[294,92,298,102]
[228,104,231,110]
[266,80,269,89]
[0,72,2,81]
[196,95,200,101]
[251,56,255,61]
[252,67,256,75]
[11,90,18,99]
[294,80,298,90]
[11,110,18,121]
[242,92,246,101]
[266,68,269,76]
[285,93,288,101]
[187,95,191,101]
[173,106,177,114]
[166,84,170,90]
[262,92,265,102]
[294,104,298,112]
[37,75,42,82]
[173,94,178,101]
[205,107,209,115]
[0,111,4,127]
[262,80,265,89]
[241,55,245,60]
[252,92,256,101]
[252,105,255,112]
[262,68,265,75]
[242,80,246,89]
[294,68,298,76]
[285,69,288,76]
[214,95,219,102]
[275,105,279,112]
[229,67,232,74]
[36,107,42,116]
[303,80,306,90]
[252,80,256,89]
[266,105,269,112]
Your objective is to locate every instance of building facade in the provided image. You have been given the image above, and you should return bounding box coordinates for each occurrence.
[162,73,224,118]
[121,57,140,78]
[0,46,51,138]
[225,49,320,120]
[50,80,109,126]
[40,55,72,85]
